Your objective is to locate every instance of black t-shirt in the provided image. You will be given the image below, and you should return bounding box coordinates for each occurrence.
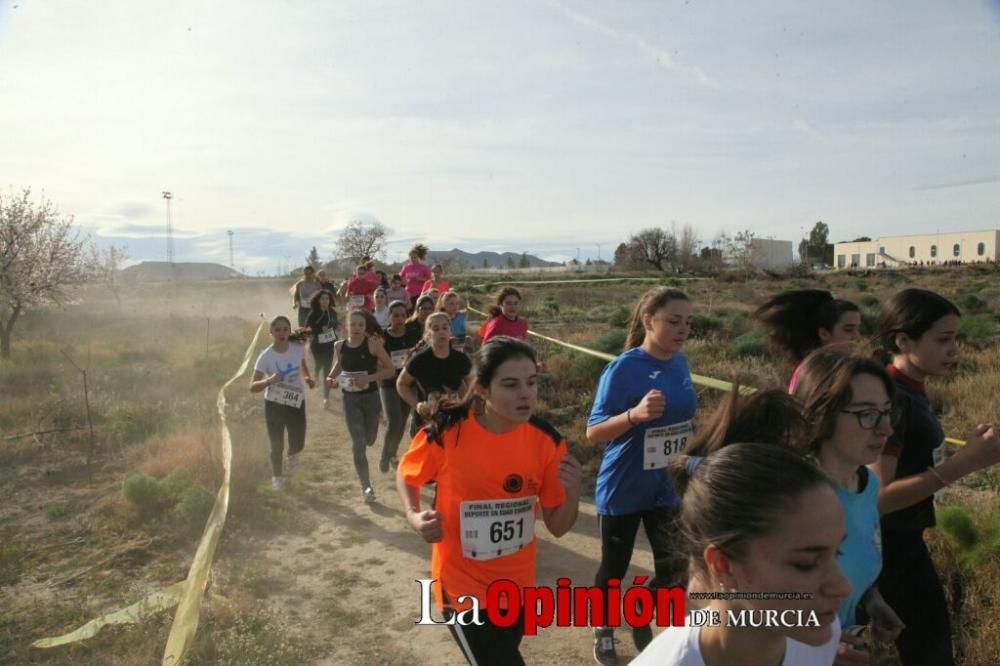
[306,309,338,350]
[382,324,422,388]
[404,345,472,399]
[880,366,944,533]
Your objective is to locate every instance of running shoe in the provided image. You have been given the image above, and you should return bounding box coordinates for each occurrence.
[378,458,390,474]
[632,623,653,652]
[593,627,616,665]
[363,486,376,504]
[286,454,302,477]
[271,476,285,491]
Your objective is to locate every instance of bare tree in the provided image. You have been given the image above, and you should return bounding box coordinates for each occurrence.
[676,223,698,271]
[1,189,94,359]
[335,220,387,264]
[728,228,757,277]
[305,246,322,270]
[88,244,129,304]
[628,227,677,272]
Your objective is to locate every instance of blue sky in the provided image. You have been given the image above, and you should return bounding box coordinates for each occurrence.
[1,1,998,272]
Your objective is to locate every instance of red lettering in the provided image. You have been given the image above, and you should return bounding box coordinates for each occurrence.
[485,579,520,627]
[522,586,555,635]
[574,585,606,628]
[556,578,572,627]
[654,586,687,627]
[606,578,622,627]
[622,581,654,628]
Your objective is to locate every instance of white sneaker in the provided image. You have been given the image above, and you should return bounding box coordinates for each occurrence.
[271,476,285,491]
[363,486,376,504]
[286,454,302,477]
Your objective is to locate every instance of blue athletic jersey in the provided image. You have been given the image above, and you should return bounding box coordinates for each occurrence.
[836,467,883,627]
[588,347,698,515]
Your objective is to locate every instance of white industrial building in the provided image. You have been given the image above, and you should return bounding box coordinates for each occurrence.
[834,229,1000,269]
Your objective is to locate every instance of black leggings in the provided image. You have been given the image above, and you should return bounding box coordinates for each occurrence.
[594,506,683,626]
[879,529,954,666]
[311,345,334,398]
[264,400,306,476]
[444,605,524,666]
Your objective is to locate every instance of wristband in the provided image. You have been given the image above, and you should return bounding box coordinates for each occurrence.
[927,466,950,487]
[626,409,635,426]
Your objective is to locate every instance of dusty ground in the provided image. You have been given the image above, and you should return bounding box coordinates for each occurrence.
[221,384,656,666]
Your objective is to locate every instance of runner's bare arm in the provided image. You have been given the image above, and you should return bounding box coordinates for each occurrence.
[541,455,581,537]
[586,389,665,445]
[396,369,420,409]
[249,369,279,393]
[300,355,316,389]
[368,336,396,383]
[326,341,344,387]
[396,474,442,542]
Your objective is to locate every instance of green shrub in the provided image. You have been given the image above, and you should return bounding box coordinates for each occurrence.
[105,403,171,446]
[591,329,627,354]
[46,502,76,521]
[959,314,999,347]
[938,505,978,552]
[691,314,724,337]
[174,485,215,530]
[568,355,607,385]
[729,330,767,358]
[122,473,168,515]
[859,294,880,308]
[161,468,195,501]
[608,305,631,329]
[958,292,988,314]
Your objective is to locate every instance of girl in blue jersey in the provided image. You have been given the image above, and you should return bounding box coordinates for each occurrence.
[793,348,905,640]
[587,287,696,664]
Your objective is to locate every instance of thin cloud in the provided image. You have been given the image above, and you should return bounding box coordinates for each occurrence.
[549,0,719,89]
[913,175,1000,191]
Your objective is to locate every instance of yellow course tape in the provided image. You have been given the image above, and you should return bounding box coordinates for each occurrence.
[468,276,701,289]
[32,315,268,658]
[466,306,964,444]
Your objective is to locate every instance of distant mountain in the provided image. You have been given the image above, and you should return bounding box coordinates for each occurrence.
[120,261,242,281]
[427,248,560,269]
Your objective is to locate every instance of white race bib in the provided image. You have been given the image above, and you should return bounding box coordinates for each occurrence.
[460,496,536,561]
[390,349,409,370]
[643,420,694,470]
[340,370,368,392]
[317,328,336,344]
[265,382,304,408]
[932,441,947,503]
[349,295,365,308]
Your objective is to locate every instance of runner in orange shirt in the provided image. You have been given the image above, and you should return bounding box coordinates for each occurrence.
[397,336,581,665]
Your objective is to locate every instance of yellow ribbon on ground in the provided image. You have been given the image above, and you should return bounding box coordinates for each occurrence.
[32,315,267,657]
[466,305,964,444]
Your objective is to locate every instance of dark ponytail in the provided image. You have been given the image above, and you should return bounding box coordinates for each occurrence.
[874,288,960,363]
[753,289,859,365]
[624,288,689,350]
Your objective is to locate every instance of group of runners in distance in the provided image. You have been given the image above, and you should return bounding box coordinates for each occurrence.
[250,243,1000,666]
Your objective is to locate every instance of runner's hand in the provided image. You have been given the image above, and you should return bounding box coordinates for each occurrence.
[304,377,316,389]
[834,633,869,666]
[326,377,339,389]
[267,373,283,386]
[632,389,666,422]
[954,424,1000,472]
[408,509,443,543]
[558,455,582,498]
[867,597,905,642]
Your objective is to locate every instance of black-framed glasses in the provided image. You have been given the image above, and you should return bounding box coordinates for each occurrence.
[840,406,899,430]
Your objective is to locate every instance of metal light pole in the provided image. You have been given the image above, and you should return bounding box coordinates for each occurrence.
[162,191,174,265]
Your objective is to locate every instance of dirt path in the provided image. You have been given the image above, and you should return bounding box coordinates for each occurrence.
[218,387,656,665]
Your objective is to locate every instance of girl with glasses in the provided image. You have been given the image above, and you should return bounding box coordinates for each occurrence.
[793,348,905,641]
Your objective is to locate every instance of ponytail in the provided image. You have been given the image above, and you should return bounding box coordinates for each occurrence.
[624,288,689,350]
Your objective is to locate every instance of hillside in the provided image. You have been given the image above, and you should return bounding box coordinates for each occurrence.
[120,261,242,281]
[427,248,560,269]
